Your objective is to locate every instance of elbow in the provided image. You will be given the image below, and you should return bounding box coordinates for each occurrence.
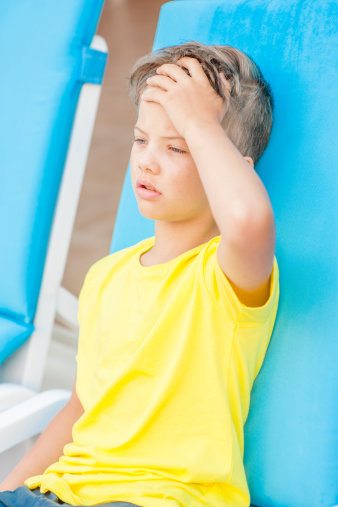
[225,199,275,246]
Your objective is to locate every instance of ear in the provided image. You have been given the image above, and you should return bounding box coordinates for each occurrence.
[244,156,254,169]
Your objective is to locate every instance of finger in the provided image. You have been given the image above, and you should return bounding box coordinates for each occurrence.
[176,57,209,84]
[155,63,190,83]
[146,74,176,92]
[141,86,166,105]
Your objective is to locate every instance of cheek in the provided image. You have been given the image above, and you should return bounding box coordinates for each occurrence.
[130,144,137,164]
[172,163,207,200]
[179,162,203,190]
[130,147,139,177]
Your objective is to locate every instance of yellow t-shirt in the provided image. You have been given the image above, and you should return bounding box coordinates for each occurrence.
[26,235,279,507]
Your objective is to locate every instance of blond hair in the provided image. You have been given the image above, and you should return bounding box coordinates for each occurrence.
[129,41,273,164]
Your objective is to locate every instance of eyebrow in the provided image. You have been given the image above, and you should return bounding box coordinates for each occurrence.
[134,125,185,141]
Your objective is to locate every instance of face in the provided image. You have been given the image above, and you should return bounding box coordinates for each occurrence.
[130,91,212,223]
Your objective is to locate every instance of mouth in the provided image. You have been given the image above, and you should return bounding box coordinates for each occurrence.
[136,179,160,192]
[140,184,156,191]
[136,179,162,199]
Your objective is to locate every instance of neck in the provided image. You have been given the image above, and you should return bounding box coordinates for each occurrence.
[142,215,220,266]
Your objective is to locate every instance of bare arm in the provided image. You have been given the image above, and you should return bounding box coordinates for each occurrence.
[0,380,84,491]
[185,119,275,306]
[144,58,275,306]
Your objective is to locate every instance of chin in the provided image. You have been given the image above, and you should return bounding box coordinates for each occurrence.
[137,204,176,222]
[139,210,159,220]
[137,203,161,220]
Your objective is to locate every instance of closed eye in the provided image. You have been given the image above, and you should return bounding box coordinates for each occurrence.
[133,137,146,145]
[170,146,187,154]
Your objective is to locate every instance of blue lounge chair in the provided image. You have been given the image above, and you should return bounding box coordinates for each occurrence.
[112,1,338,506]
[0,0,107,468]
[2,1,337,505]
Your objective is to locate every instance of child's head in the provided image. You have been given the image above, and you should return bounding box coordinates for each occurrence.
[129,41,273,164]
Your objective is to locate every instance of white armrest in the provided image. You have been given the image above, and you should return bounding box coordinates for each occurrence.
[0,383,35,411]
[0,389,70,453]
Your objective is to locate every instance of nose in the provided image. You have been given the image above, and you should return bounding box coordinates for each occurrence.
[138,145,161,175]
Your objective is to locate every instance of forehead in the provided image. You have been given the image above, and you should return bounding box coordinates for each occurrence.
[136,93,181,137]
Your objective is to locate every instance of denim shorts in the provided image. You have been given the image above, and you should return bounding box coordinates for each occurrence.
[0,486,141,507]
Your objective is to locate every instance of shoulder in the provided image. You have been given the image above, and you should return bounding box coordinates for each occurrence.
[200,236,279,324]
[79,237,154,299]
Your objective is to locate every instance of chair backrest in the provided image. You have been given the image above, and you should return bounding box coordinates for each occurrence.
[111,1,338,506]
[0,1,107,385]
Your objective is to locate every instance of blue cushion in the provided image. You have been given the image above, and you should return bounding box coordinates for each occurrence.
[111,1,338,506]
[0,316,34,364]
[0,0,106,364]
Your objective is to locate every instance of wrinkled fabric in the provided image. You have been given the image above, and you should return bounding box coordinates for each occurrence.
[26,236,279,506]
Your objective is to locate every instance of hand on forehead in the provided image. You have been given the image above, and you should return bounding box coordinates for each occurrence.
[156,56,231,96]
[142,55,230,135]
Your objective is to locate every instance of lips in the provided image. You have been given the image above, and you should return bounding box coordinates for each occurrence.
[136,178,160,193]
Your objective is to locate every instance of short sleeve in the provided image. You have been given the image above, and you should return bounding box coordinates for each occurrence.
[75,255,116,405]
[77,253,116,326]
[77,262,99,327]
[202,237,279,325]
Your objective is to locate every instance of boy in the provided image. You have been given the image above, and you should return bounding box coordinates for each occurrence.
[0,41,279,507]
